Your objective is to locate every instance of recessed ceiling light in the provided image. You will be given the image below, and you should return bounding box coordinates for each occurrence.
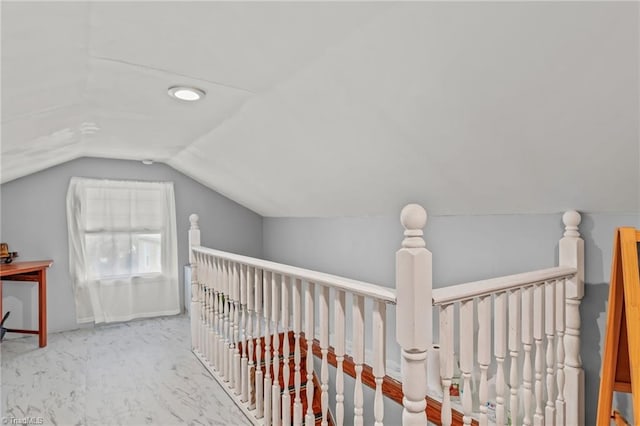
[168,86,205,102]
[142,159,154,165]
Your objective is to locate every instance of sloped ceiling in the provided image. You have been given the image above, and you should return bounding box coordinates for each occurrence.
[2,2,638,217]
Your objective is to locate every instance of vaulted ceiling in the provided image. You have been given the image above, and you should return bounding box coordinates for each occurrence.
[2,2,638,217]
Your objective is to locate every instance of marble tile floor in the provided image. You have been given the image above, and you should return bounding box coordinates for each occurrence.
[1,315,251,426]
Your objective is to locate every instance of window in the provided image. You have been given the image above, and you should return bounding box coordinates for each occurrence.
[67,177,180,324]
[85,232,162,280]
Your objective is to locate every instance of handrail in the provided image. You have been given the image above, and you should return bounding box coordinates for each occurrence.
[432,266,577,305]
[192,246,397,304]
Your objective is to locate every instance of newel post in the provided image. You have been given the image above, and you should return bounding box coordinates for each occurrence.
[189,213,201,350]
[559,210,584,426]
[396,204,431,426]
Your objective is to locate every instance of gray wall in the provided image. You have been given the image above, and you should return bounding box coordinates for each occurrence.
[0,157,263,334]
[263,212,639,425]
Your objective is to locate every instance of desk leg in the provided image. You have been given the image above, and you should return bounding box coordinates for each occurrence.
[38,270,47,347]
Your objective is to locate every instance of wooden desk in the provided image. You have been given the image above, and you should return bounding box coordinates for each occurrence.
[0,260,53,347]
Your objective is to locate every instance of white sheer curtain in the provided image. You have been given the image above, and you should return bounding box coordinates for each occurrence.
[66,177,180,324]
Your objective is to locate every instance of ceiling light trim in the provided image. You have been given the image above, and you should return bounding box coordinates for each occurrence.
[168,86,206,102]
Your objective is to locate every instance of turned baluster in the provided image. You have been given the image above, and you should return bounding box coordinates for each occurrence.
[200,253,206,355]
[240,264,248,402]
[319,285,330,426]
[204,255,212,361]
[212,257,219,370]
[271,272,281,426]
[495,291,507,426]
[203,254,209,357]
[232,262,241,394]
[228,261,236,388]
[533,282,544,426]
[199,252,207,357]
[293,278,303,426]
[234,263,242,392]
[545,280,556,424]
[218,258,226,377]
[353,294,365,426]
[207,255,216,366]
[555,277,566,425]
[211,257,218,369]
[255,268,264,419]
[522,285,534,426]
[509,288,521,425]
[188,214,200,351]
[247,266,255,409]
[281,275,291,426]
[210,258,217,365]
[460,299,474,426]
[305,281,315,426]
[477,295,491,426]
[264,271,273,426]
[334,289,346,426]
[373,300,387,426]
[212,257,220,371]
[201,253,207,355]
[439,303,454,426]
[223,260,230,381]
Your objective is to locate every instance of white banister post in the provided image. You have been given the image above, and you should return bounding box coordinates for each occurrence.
[189,214,201,350]
[396,203,431,426]
[559,210,584,426]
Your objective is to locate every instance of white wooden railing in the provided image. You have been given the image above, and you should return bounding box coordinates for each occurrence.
[188,205,429,425]
[188,205,584,426]
[432,210,584,426]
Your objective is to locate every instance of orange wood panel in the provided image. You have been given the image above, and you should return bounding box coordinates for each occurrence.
[597,228,640,423]
[619,228,640,419]
[38,269,47,347]
[0,260,52,347]
[597,230,625,424]
[0,260,53,277]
